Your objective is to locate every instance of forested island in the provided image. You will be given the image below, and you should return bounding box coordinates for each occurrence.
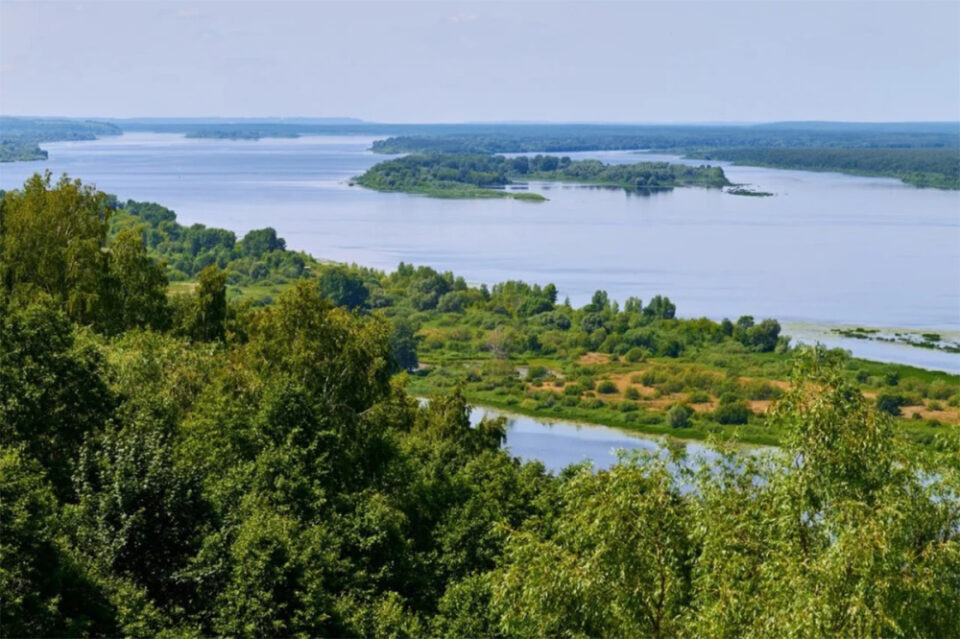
[3,172,960,636]
[0,117,120,162]
[726,186,774,196]
[688,147,960,189]
[185,129,301,141]
[354,153,730,199]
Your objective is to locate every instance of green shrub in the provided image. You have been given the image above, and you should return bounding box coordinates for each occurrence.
[577,376,596,390]
[625,347,646,363]
[688,391,711,404]
[658,379,685,394]
[563,383,584,396]
[899,392,923,407]
[713,396,752,425]
[625,387,641,400]
[640,370,660,386]
[743,380,782,401]
[875,393,904,416]
[525,365,548,381]
[927,381,953,400]
[618,401,638,413]
[597,380,618,394]
[666,404,694,428]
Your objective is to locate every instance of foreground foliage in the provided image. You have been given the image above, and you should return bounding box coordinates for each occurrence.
[2,174,959,637]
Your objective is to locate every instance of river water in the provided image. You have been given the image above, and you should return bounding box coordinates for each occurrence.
[468,405,722,473]
[1,132,957,370]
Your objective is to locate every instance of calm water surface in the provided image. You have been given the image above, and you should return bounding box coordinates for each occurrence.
[2,132,957,370]
[468,405,720,472]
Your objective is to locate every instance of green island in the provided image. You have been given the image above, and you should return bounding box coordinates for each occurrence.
[0,117,121,162]
[726,186,774,196]
[687,147,960,190]
[3,172,960,637]
[185,129,301,141]
[354,153,730,200]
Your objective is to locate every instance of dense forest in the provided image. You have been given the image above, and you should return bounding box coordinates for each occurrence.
[688,147,960,189]
[354,154,729,199]
[369,122,960,155]
[3,172,960,637]
[0,117,121,162]
[109,199,318,296]
[102,119,960,150]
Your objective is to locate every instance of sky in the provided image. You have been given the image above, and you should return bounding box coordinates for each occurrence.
[1,0,958,123]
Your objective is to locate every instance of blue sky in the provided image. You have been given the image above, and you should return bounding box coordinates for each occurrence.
[1,0,957,122]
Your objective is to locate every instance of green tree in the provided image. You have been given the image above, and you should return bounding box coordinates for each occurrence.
[666,403,694,428]
[389,317,420,372]
[492,456,692,637]
[644,295,676,319]
[0,297,114,495]
[178,264,228,342]
[104,227,171,332]
[0,449,115,637]
[0,172,110,325]
[238,227,285,257]
[318,265,370,310]
[73,419,210,607]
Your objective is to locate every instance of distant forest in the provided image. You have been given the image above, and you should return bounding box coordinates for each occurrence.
[3,117,957,187]
[369,122,960,155]
[686,147,960,189]
[0,117,120,162]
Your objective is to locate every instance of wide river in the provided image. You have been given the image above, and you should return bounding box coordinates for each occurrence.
[2,132,958,370]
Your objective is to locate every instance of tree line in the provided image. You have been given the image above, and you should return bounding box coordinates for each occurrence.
[689,147,960,189]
